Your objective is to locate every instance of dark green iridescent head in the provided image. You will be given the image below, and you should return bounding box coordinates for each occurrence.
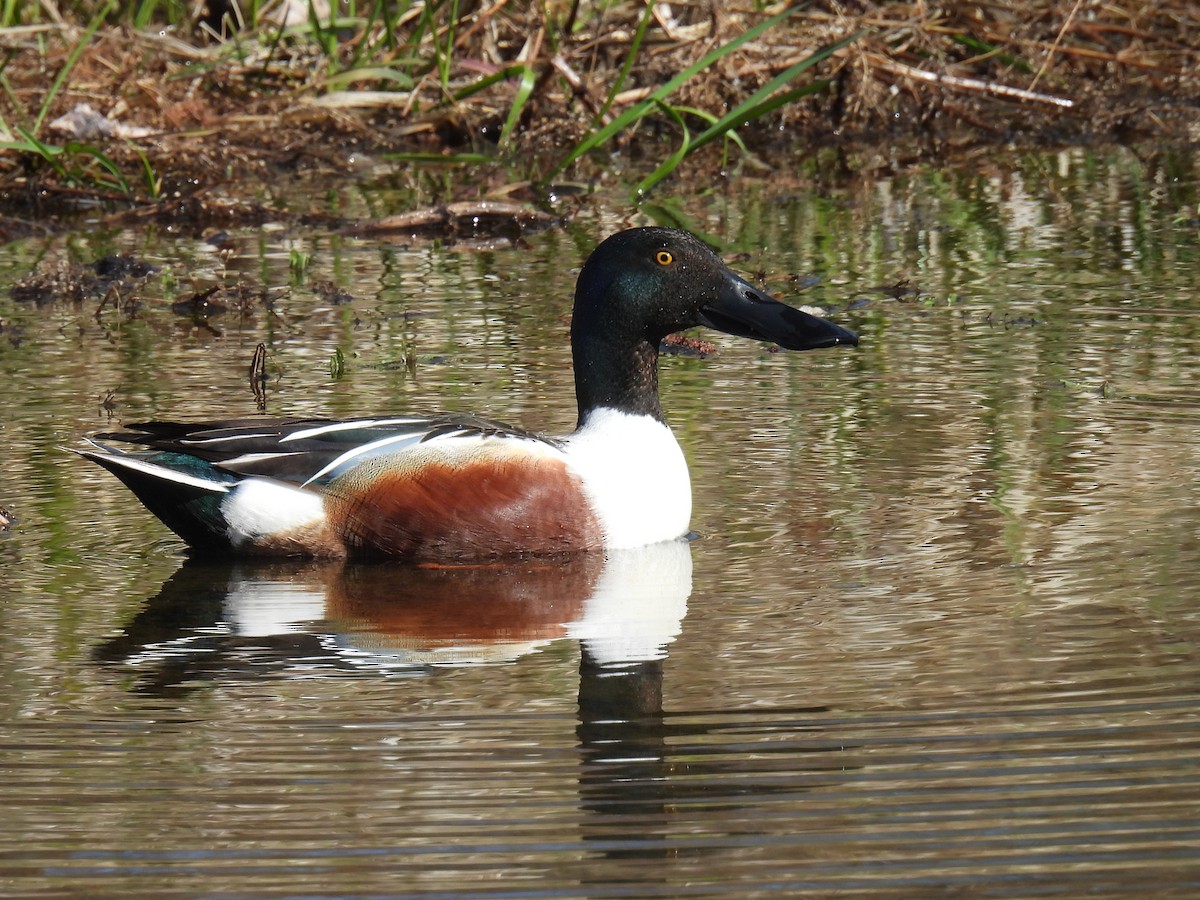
[570,227,858,424]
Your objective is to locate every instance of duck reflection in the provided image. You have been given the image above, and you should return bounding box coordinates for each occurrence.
[97,541,848,870]
[95,540,692,684]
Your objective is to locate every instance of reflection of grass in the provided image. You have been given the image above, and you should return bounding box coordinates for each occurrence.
[289,247,312,278]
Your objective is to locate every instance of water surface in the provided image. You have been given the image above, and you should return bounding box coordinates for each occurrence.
[1,148,1199,896]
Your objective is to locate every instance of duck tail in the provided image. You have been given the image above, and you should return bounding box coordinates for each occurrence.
[73,444,237,552]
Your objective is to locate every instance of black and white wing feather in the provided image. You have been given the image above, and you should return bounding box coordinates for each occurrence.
[95,415,560,487]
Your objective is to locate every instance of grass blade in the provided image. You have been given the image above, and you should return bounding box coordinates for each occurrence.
[434,0,460,89]
[132,144,162,199]
[453,65,528,103]
[550,3,806,178]
[711,81,828,140]
[69,142,130,193]
[500,63,538,148]
[633,101,691,198]
[33,0,116,136]
[597,1,656,123]
[672,105,747,153]
[324,66,415,90]
[11,125,63,159]
[688,32,861,154]
[384,151,494,164]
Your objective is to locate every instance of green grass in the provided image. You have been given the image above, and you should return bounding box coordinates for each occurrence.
[0,0,139,195]
[0,1,861,203]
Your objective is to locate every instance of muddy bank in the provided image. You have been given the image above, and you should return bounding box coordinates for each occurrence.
[1,1,1198,239]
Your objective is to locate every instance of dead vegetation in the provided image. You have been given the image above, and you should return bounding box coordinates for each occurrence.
[0,1,1198,229]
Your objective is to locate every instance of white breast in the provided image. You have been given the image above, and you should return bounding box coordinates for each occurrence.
[563,408,692,548]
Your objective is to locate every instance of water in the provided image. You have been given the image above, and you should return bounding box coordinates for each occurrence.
[1,148,1199,896]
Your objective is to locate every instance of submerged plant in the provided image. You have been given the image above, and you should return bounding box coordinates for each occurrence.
[289,247,312,277]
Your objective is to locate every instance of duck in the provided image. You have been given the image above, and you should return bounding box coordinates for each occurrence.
[78,227,858,559]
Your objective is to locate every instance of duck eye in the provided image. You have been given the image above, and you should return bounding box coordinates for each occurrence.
[655,250,674,266]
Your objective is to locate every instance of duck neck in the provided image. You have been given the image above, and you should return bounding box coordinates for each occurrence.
[572,336,664,429]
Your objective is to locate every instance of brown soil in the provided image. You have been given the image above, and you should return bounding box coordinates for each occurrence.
[2,2,1198,239]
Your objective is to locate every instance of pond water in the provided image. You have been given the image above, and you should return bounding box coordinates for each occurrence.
[1,148,1199,897]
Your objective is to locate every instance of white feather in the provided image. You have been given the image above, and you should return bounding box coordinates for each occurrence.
[87,452,230,493]
[281,418,427,442]
[183,431,278,445]
[563,408,691,548]
[222,479,326,549]
[223,451,304,468]
[301,432,428,485]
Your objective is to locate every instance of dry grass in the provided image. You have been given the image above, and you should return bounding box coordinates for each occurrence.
[824,1,1200,145]
[1,0,1198,220]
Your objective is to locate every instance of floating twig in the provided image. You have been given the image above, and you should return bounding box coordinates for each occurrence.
[249,342,268,411]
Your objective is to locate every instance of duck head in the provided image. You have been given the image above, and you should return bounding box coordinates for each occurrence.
[571,227,858,423]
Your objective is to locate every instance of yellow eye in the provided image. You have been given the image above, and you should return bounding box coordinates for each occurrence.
[656,250,673,266]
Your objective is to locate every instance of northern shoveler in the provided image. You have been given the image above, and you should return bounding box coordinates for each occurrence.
[78,227,858,559]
